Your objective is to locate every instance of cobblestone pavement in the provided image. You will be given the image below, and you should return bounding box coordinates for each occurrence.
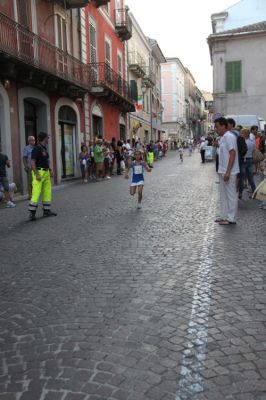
[0,151,265,400]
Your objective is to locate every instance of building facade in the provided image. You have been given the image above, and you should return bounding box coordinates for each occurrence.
[185,68,196,139]
[148,38,166,142]
[127,13,152,144]
[208,0,266,119]
[0,0,134,193]
[161,58,186,141]
[202,91,214,135]
[85,0,134,143]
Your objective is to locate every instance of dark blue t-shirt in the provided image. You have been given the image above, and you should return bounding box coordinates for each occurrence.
[0,153,8,177]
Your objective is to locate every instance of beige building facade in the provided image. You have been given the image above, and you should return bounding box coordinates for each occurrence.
[208,1,266,119]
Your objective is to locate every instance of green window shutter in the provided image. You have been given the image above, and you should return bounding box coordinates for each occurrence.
[226,61,242,92]
[130,80,138,102]
[226,62,233,92]
[234,61,241,92]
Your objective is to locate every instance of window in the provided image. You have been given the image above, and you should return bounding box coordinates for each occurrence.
[17,0,31,27]
[89,17,98,81]
[226,61,242,92]
[56,14,67,51]
[105,37,112,82]
[102,4,110,14]
[130,80,138,102]
[105,38,111,67]
[89,18,97,63]
[117,53,122,77]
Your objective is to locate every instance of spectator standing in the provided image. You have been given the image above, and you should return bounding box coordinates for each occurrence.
[200,139,207,163]
[23,136,35,199]
[215,117,239,225]
[94,138,104,181]
[0,144,15,208]
[239,129,256,199]
[124,139,132,170]
[116,140,123,175]
[79,145,90,183]
[103,142,111,180]
[110,137,116,175]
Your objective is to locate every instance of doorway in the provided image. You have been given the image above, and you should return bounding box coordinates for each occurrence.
[119,124,126,142]
[92,114,103,139]
[58,106,77,179]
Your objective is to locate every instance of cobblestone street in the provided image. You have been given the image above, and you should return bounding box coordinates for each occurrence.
[0,151,265,400]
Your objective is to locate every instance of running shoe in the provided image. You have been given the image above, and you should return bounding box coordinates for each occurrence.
[6,201,15,208]
[137,203,142,210]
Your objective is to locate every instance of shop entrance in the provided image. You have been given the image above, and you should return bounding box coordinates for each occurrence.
[58,106,77,179]
[24,98,47,144]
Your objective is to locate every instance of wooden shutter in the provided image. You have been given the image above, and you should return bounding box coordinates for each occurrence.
[89,19,98,81]
[117,54,122,76]
[17,0,31,27]
[226,61,241,92]
[89,21,97,63]
[130,80,138,102]
[234,61,241,92]
[105,40,111,66]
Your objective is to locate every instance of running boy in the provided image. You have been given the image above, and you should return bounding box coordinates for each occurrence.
[179,146,184,162]
[125,150,151,209]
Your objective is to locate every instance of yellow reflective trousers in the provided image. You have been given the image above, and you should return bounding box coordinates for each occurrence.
[29,169,52,212]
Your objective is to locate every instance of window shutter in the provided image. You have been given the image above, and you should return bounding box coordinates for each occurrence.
[226,61,241,92]
[226,62,233,92]
[130,80,138,102]
[89,21,97,63]
[234,61,241,92]
[105,40,111,66]
[17,0,30,27]
[117,54,122,76]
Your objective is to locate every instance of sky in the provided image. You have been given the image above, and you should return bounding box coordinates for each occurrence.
[125,0,238,92]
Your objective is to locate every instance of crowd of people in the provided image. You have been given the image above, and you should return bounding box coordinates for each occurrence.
[209,117,266,225]
[0,136,169,216]
[78,138,169,183]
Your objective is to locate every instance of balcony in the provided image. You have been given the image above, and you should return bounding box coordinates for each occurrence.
[115,8,132,41]
[52,0,90,8]
[0,12,90,98]
[88,62,135,112]
[128,52,146,78]
[89,0,110,7]
[142,67,156,88]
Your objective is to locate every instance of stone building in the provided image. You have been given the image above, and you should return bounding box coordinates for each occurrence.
[208,0,266,118]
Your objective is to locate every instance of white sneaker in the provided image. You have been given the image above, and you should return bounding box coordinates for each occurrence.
[106,176,111,180]
[6,201,15,208]
[137,203,142,210]
[84,179,88,183]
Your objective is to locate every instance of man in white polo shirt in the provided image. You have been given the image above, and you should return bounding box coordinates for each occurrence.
[215,117,239,225]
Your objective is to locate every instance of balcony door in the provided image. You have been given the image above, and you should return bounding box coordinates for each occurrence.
[58,106,77,179]
[16,0,34,62]
[56,14,68,77]
[89,17,98,81]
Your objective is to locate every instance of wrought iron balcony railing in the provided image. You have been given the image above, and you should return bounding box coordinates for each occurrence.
[142,67,156,88]
[0,12,89,91]
[128,52,146,78]
[89,0,110,7]
[0,12,135,109]
[88,62,135,111]
[50,0,90,8]
[115,8,132,41]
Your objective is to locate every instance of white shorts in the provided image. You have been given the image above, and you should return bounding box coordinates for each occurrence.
[130,181,144,187]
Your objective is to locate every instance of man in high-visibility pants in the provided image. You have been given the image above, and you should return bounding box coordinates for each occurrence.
[28,132,57,221]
